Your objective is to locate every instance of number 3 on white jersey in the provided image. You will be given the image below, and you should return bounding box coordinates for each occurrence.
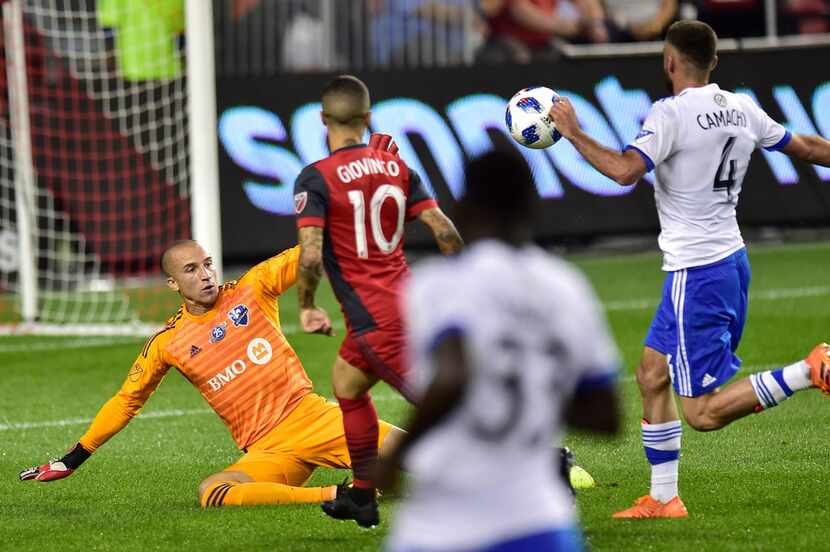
[348,185,407,258]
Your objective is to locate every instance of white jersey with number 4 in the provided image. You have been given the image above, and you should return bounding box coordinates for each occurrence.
[387,240,619,552]
[626,83,791,271]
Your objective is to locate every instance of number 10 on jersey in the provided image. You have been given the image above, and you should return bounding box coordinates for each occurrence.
[348,186,407,259]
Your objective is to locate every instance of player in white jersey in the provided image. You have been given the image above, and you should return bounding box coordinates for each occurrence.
[378,151,622,552]
[548,20,830,519]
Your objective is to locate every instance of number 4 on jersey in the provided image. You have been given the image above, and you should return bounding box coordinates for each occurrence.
[713,136,737,193]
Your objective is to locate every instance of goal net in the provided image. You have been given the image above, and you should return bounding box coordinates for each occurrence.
[0,0,200,335]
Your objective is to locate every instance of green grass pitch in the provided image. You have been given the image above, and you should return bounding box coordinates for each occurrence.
[2,242,828,551]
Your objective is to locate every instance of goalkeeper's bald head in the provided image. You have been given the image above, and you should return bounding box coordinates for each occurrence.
[321,75,370,131]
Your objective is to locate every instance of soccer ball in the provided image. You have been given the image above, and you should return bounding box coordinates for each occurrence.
[505,86,562,149]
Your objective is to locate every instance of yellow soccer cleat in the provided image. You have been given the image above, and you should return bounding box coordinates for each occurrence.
[569,465,596,490]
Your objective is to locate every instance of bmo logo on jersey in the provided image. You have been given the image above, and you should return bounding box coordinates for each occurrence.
[207,359,248,391]
[207,338,273,391]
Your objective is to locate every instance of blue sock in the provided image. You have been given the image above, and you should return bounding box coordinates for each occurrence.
[750,361,811,410]
[642,420,681,502]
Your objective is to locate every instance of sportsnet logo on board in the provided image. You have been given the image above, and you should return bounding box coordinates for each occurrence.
[516,96,543,113]
[294,192,308,214]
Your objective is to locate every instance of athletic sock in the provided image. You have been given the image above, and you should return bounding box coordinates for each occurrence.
[201,482,336,508]
[641,419,682,503]
[337,394,379,494]
[750,361,811,410]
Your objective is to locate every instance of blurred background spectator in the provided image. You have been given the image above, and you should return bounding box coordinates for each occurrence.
[475,0,609,64]
[693,0,765,38]
[212,0,830,75]
[781,0,830,34]
[604,0,678,42]
[281,2,327,71]
[370,0,481,67]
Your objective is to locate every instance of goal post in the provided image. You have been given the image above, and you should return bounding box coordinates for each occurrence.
[186,0,223,283]
[0,0,222,335]
[3,0,37,324]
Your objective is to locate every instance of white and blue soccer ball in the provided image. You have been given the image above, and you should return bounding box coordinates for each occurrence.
[505,86,562,149]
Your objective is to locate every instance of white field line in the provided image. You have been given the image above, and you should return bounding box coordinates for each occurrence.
[0,321,348,353]
[603,285,830,312]
[1,285,825,354]
[0,364,784,433]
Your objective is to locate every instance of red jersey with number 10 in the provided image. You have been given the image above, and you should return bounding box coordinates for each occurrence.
[294,144,437,335]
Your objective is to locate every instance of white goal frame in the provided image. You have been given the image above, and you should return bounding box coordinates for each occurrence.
[1,0,222,336]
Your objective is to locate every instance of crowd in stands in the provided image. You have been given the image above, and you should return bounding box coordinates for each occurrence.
[223,0,830,72]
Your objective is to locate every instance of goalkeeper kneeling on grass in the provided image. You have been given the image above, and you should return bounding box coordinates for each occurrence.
[19,241,595,506]
[20,238,405,508]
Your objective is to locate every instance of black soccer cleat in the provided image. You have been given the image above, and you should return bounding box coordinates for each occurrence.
[321,484,380,528]
[559,447,576,497]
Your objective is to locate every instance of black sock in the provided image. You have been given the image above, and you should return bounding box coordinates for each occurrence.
[348,486,375,506]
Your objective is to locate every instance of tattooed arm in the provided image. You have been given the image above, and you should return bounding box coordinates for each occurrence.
[418,207,464,256]
[297,226,333,335]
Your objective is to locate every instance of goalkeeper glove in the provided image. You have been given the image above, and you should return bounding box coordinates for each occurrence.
[20,442,91,482]
[368,133,399,157]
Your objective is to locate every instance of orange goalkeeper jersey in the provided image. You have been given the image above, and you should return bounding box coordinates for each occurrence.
[79,246,312,452]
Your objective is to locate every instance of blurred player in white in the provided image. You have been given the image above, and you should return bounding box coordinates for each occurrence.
[549,20,830,519]
[378,150,622,552]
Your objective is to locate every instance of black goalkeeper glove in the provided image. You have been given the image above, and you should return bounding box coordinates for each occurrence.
[19,442,91,482]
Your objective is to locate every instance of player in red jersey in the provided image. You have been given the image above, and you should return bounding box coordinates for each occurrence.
[294,75,464,527]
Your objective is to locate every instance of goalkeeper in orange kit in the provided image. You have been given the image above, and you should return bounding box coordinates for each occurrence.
[20,238,403,508]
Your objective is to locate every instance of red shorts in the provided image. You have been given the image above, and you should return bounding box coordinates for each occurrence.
[339,328,414,403]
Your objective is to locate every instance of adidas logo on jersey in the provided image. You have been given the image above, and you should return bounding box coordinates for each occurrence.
[190,345,202,358]
[702,373,717,387]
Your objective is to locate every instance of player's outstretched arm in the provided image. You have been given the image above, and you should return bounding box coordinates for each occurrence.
[20,339,171,483]
[550,97,648,185]
[781,133,830,167]
[297,226,333,335]
[418,207,464,255]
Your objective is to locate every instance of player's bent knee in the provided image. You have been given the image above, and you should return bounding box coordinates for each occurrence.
[684,412,719,432]
[198,471,252,508]
[682,401,722,432]
[636,361,671,396]
[332,356,375,399]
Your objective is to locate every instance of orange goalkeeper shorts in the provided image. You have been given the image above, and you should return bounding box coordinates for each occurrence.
[223,393,395,486]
